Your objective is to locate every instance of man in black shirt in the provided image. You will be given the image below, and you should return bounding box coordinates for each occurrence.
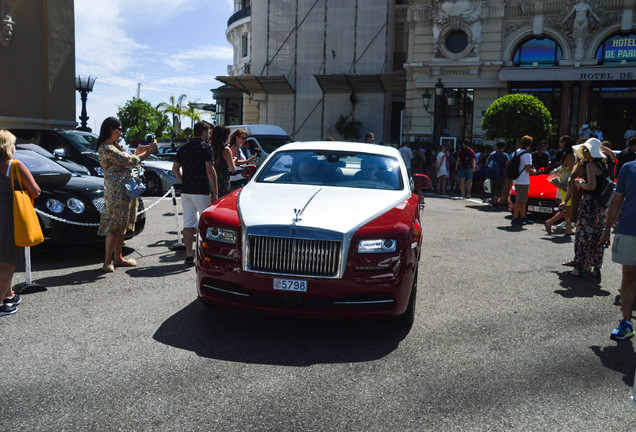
[172,121,218,263]
[615,137,636,178]
[532,140,550,171]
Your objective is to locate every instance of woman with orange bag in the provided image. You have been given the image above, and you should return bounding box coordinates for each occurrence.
[0,130,41,316]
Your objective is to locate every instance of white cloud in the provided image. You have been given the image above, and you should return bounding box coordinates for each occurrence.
[165,45,234,71]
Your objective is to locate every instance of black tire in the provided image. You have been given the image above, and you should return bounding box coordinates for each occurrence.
[143,172,162,196]
[393,265,417,328]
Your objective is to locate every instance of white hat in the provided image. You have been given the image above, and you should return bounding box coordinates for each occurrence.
[573,138,604,160]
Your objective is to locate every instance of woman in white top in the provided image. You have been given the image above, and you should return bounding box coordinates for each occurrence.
[436,144,449,194]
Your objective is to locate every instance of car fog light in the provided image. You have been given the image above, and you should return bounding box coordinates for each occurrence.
[357,239,397,253]
[206,227,237,244]
[67,198,85,214]
[46,199,64,214]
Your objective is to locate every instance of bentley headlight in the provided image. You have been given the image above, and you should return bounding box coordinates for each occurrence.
[67,198,86,214]
[206,227,237,244]
[357,239,397,254]
[46,199,64,214]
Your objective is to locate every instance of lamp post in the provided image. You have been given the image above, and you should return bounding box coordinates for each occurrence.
[75,75,97,132]
[422,78,456,148]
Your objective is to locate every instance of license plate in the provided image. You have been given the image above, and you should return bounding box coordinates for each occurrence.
[528,205,554,214]
[273,278,307,292]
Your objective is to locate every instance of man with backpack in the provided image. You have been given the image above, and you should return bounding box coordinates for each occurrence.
[455,139,475,199]
[510,135,538,225]
[486,140,510,207]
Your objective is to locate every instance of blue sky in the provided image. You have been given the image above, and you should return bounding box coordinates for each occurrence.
[74,0,234,131]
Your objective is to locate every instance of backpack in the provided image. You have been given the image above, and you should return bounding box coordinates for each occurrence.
[458,148,472,169]
[486,152,500,179]
[505,150,528,180]
[594,161,616,207]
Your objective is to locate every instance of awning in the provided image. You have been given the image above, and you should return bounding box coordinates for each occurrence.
[314,73,405,93]
[215,75,295,94]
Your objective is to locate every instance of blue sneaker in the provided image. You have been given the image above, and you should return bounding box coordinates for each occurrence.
[610,320,634,340]
[523,217,535,225]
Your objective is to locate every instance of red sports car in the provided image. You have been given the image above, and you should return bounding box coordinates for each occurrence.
[196,141,430,327]
[508,169,560,215]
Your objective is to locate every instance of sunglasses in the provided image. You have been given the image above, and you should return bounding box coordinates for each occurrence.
[239,135,247,139]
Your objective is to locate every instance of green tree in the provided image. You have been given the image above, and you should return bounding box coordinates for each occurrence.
[183,102,202,131]
[481,94,552,141]
[157,94,187,135]
[117,98,170,142]
[334,113,362,141]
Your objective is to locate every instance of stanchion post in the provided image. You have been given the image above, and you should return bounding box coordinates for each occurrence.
[169,186,185,251]
[13,247,46,294]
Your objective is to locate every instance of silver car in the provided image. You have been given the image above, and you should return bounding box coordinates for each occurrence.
[141,155,181,195]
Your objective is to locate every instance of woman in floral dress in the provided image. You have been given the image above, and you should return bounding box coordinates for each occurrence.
[97,117,156,273]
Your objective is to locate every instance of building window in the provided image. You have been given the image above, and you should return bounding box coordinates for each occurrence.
[596,33,636,64]
[241,33,249,58]
[513,38,562,67]
[446,31,468,54]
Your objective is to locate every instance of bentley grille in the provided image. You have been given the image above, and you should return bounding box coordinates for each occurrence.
[248,235,341,277]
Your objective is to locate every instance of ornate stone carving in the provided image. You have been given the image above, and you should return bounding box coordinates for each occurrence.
[431,0,487,58]
[560,1,602,60]
[1,0,17,48]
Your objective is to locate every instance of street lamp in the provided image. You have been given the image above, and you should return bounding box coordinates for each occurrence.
[75,75,97,132]
[422,78,456,147]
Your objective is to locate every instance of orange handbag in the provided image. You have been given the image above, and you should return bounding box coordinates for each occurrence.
[10,160,43,247]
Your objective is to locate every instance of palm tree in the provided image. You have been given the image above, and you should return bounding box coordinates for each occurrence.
[157,94,187,135]
[184,102,202,131]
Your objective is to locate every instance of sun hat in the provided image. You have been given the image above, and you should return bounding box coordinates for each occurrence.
[572,138,604,160]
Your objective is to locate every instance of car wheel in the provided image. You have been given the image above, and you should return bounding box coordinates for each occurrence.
[144,172,162,196]
[393,265,417,328]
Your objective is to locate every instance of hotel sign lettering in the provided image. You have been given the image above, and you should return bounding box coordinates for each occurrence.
[603,36,636,62]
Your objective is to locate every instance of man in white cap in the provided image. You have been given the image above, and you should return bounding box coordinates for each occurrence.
[601,158,636,340]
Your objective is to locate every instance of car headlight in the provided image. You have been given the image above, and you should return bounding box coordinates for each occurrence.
[357,239,397,254]
[162,169,176,178]
[206,227,237,244]
[46,199,64,214]
[66,198,86,214]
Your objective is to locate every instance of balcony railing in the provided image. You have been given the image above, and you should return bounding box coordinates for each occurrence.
[228,6,251,27]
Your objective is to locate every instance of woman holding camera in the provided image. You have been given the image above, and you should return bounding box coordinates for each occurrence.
[97,117,156,273]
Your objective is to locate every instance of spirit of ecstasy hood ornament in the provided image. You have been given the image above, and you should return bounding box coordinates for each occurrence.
[292,188,322,224]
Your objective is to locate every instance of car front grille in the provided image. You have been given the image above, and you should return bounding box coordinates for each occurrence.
[248,235,341,277]
[526,198,558,208]
[92,197,105,214]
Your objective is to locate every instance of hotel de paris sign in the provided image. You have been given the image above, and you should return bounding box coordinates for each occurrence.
[500,66,636,82]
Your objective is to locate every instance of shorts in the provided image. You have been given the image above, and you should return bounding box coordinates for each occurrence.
[515,184,529,203]
[181,193,211,228]
[612,233,636,266]
[457,167,473,180]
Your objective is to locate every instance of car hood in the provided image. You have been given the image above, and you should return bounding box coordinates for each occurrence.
[238,182,410,235]
[529,173,558,200]
[142,160,174,170]
[33,172,104,192]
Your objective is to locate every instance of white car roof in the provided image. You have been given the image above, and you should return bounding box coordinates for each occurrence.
[274,141,402,158]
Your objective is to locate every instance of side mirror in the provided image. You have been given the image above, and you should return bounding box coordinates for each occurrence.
[53,148,66,159]
[413,173,432,191]
[242,164,257,179]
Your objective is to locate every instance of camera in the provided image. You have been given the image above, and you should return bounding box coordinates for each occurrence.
[146,134,156,142]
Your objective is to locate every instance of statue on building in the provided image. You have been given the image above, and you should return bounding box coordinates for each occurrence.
[561,0,601,60]
[1,1,15,48]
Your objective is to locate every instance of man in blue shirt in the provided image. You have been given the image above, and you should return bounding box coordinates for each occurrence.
[601,160,636,340]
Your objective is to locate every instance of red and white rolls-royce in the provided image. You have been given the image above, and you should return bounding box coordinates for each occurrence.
[196,142,428,326]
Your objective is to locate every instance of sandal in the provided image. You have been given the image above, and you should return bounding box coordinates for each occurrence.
[102,263,114,273]
[561,260,576,267]
[114,258,137,267]
[544,222,552,235]
[590,268,601,278]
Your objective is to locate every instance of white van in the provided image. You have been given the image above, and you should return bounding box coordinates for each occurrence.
[227,124,292,164]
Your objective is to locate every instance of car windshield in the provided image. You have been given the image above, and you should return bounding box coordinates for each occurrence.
[14,150,71,174]
[257,136,293,154]
[256,150,403,190]
[59,131,99,152]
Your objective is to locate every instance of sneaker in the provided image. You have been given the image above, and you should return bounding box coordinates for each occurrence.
[184,256,195,265]
[3,294,21,307]
[511,218,525,225]
[523,217,534,225]
[466,194,471,199]
[0,303,17,317]
[610,320,634,340]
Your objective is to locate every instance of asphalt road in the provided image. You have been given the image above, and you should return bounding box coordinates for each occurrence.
[1,193,635,431]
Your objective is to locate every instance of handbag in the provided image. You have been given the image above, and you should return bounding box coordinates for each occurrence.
[547,165,569,191]
[124,176,146,199]
[10,160,44,247]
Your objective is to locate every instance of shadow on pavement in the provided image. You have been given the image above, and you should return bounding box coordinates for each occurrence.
[590,340,636,386]
[153,300,410,366]
[553,270,611,298]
